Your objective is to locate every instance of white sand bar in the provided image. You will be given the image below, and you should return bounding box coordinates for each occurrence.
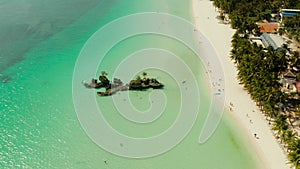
[191,0,290,168]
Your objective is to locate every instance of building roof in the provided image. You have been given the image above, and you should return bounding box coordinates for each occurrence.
[283,69,296,78]
[282,12,298,17]
[269,34,286,48]
[280,9,300,17]
[295,82,300,92]
[251,39,264,46]
[281,9,300,13]
[257,22,279,33]
[260,33,286,51]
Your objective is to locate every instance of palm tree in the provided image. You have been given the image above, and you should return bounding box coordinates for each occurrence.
[272,114,289,139]
[288,138,300,153]
[261,99,278,122]
[141,72,148,78]
[289,51,300,68]
[278,28,285,36]
[101,71,108,77]
[288,151,300,169]
[282,129,296,149]
[135,75,142,84]
[99,71,109,85]
[287,139,300,168]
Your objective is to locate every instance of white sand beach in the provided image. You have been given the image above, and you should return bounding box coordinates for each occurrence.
[191,0,290,168]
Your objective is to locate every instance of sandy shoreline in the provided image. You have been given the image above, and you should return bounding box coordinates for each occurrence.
[191,0,290,168]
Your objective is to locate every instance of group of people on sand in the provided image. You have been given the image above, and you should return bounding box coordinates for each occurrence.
[230,102,260,139]
[247,111,260,139]
[229,102,233,111]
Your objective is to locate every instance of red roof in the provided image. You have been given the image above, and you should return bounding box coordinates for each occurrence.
[295,82,300,92]
[257,23,279,33]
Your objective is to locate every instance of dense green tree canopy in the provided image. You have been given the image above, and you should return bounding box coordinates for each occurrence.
[214,0,300,166]
[213,0,300,41]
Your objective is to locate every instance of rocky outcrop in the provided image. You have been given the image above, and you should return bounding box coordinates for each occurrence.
[83,72,164,96]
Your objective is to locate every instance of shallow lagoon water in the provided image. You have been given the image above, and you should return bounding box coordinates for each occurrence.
[0,0,262,168]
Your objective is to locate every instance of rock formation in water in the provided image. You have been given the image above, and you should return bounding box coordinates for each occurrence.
[83,71,164,96]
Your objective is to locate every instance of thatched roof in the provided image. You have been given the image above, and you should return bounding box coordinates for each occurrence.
[283,69,296,78]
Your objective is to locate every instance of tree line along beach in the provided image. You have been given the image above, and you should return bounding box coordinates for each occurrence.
[195,0,300,168]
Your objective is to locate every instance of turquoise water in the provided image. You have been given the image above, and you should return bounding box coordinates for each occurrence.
[0,0,263,168]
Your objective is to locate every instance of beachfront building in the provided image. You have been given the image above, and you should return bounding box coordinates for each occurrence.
[260,33,286,51]
[280,69,297,93]
[248,34,264,47]
[280,81,297,93]
[279,9,300,22]
[257,22,279,33]
[280,9,300,17]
